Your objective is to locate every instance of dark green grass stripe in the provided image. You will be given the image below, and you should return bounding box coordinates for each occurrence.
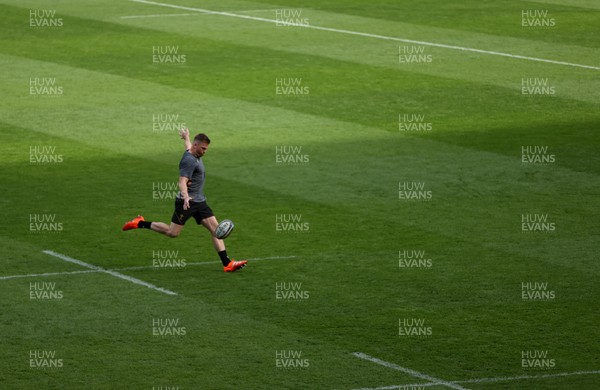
[245,0,600,48]
[2,4,599,176]
[2,119,598,276]
[2,133,598,384]
[1,122,597,277]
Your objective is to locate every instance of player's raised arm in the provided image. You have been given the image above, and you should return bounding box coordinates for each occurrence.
[179,127,191,151]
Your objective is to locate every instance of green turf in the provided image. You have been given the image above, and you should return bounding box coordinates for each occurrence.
[0,0,598,389]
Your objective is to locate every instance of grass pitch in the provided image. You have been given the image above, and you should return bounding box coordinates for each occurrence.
[0,0,599,389]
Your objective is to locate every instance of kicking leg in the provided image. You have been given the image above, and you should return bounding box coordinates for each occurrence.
[122,215,183,238]
[201,216,247,272]
[148,222,184,238]
[201,216,226,253]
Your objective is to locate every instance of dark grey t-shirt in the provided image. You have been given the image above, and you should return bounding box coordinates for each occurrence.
[178,150,206,202]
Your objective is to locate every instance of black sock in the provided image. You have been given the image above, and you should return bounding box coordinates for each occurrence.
[138,221,152,229]
[218,250,230,266]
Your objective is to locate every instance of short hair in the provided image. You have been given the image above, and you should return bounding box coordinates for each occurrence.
[193,133,211,144]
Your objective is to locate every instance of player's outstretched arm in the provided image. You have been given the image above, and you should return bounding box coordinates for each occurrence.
[179,127,191,151]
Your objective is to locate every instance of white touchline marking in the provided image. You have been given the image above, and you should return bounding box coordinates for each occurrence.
[128,0,600,71]
[352,352,469,390]
[120,13,196,19]
[235,9,281,14]
[0,256,297,279]
[351,368,600,390]
[114,255,297,271]
[456,370,600,384]
[42,250,177,296]
[0,269,99,280]
[244,255,297,261]
[352,384,438,390]
[120,9,279,18]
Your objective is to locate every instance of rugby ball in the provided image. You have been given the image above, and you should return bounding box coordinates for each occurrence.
[215,219,234,239]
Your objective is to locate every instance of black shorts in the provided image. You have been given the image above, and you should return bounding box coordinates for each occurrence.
[171,199,214,226]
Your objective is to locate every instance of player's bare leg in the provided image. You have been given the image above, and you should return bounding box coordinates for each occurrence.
[201,216,247,272]
[122,216,183,238]
[149,222,184,238]
[201,216,225,251]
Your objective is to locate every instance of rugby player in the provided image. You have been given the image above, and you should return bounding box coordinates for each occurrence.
[122,128,247,273]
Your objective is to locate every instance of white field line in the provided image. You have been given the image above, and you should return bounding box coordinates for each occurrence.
[116,255,297,271]
[120,13,196,19]
[351,353,600,390]
[352,352,469,390]
[120,9,279,18]
[354,368,600,389]
[42,250,177,296]
[128,0,600,71]
[235,9,281,14]
[0,269,98,280]
[0,256,297,279]
[352,384,439,390]
[453,370,600,384]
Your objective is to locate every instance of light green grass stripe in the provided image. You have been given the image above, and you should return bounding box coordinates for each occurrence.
[0,274,415,388]
[127,0,599,68]
[2,54,598,275]
[2,0,599,103]
[2,52,598,204]
[120,0,599,103]
[2,51,597,181]
[528,0,600,10]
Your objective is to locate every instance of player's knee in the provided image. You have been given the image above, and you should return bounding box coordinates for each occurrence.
[166,230,179,238]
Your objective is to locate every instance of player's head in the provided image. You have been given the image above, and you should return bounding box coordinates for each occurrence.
[192,133,210,157]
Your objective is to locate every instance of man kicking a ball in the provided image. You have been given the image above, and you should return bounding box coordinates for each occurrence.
[122,129,247,273]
